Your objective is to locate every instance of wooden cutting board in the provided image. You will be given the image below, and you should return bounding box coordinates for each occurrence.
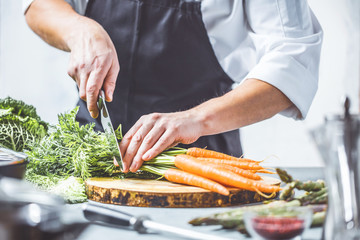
[85,176,280,208]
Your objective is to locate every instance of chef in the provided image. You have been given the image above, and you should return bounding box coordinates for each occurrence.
[24,0,322,173]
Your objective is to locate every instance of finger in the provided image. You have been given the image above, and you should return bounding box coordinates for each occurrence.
[119,122,144,158]
[78,71,89,101]
[67,58,76,81]
[86,68,107,118]
[132,126,165,169]
[142,130,176,161]
[103,60,120,102]
[129,159,144,173]
[125,124,154,173]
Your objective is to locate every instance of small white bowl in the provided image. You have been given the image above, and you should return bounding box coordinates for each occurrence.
[243,206,312,240]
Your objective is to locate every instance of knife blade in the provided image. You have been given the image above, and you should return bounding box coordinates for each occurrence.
[97,90,124,169]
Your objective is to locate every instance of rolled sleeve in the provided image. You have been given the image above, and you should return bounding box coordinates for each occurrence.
[22,0,88,15]
[244,0,323,119]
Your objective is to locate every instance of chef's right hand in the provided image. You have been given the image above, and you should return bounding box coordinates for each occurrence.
[66,16,120,118]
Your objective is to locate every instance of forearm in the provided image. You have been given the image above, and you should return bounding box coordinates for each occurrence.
[193,78,294,136]
[26,0,120,117]
[120,78,294,172]
[25,0,90,51]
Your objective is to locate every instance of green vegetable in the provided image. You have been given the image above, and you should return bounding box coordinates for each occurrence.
[279,181,296,200]
[189,168,328,234]
[25,106,123,203]
[26,107,118,179]
[276,168,327,204]
[25,169,63,190]
[50,176,87,204]
[311,211,326,227]
[298,187,328,205]
[0,97,48,151]
[189,200,301,228]
[294,179,325,192]
[25,170,87,204]
[189,199,326,233]
[276,168,294,183]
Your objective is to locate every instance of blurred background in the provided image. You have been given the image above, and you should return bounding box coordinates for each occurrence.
[0,0,359,167]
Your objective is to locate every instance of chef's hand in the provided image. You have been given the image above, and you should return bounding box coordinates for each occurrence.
[67,17,120,118]
[119,111,204,173]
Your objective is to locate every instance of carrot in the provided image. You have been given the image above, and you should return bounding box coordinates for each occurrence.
[174,154,281,195]
[195,157,263,170]
[256,169,276,174]
[140,165,229,196]
[217,165,262,180]
[187,147,260,163]
[164,168,229,196]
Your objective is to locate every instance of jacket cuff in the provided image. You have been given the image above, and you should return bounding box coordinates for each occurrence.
[245,51,318,120]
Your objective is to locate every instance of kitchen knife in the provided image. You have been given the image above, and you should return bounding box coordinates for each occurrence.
[97,90,124,169]
[83,202,233,240]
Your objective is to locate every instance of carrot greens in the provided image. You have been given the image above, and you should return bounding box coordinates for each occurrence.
[25,107,126,203]
[26,107,119,180]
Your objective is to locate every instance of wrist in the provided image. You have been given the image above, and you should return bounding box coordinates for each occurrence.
[60,15,84,51]
[187,105,215,137]
[64,15,102,51]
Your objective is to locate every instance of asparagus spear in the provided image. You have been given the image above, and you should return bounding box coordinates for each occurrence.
[277,168,327,203]
[295,179,325,192]
[189,200,301,227]
[298,187,328,205]
[276,168,325,191]
[276,168,294,183]
[309,192,328,205]
[279,181,296,200]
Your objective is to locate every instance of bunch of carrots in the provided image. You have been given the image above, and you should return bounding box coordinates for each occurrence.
[119,147,281,198]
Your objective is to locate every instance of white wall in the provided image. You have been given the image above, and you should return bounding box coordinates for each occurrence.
[1,0,359,167]
[0,0,78,124]
[241,0,360,167]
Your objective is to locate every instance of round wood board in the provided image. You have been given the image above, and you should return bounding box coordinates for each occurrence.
[85,176,280,208]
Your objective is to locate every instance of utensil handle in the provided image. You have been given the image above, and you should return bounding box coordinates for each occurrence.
[82,203,134,227]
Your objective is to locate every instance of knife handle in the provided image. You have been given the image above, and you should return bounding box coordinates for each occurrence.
[82,203,134,227]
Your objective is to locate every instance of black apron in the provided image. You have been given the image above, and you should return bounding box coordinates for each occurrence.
[76,0,242,156]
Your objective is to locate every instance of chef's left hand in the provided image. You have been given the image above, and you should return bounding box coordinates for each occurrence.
[119,111,203,173]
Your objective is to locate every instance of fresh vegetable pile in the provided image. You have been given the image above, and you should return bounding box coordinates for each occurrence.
[0,96,285,204]
[0,97,48,152]
[188,168,327,234]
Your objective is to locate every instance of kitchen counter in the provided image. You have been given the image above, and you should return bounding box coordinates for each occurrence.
[67,167,325,240]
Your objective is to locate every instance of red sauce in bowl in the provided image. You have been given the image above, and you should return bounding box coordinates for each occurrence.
[252,216,305,240]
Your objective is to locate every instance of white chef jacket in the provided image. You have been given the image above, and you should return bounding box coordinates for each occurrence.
[23,0,323,119]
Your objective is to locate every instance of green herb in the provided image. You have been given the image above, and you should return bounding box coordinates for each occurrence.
[0,97,48,151]
[25,168,63,190]
[25,170,87,204]
[26,107,118,179]
[50,176,87,204]
[25,107,124,203]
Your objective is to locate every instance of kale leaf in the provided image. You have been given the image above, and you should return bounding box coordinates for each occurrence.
[0,97,48,151]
